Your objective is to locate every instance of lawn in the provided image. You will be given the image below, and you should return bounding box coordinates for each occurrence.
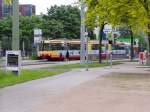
[0,69,66,88]
[0,61,122,88]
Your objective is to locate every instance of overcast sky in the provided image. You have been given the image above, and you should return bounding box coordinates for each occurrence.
[19,0,77,15]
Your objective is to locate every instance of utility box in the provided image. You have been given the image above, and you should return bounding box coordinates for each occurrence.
[6,51,21,75]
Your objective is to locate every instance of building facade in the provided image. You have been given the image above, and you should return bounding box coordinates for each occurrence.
[0,1,36,18]
[0,0,2,18]
[3,4,12,17]
[19,4,36,16]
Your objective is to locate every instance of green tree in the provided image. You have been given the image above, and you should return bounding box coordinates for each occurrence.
[4,0,12,4]
[19,16,42,55]
[85,0,110,63]
[43,5,81,39]
[0,16,42,55]
[0,16,12,51]
[41,16,64,39]
[84,0,150,62]
[0,16,12,40]
[20,16,42,40]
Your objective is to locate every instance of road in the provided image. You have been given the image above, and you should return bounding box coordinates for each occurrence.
[0,64,105,112]
[0,59,80,69]
[22,60,80,69]
[0,62,150,112]
[0,58,131,70]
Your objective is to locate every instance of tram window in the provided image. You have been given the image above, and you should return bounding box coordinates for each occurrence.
[69,44,80,50]
[92,44,99,50]
[42,43,65,50]
[39,43,47,51]
[50,44,65,50]
[42,43,51,50]
[112,45,125,50]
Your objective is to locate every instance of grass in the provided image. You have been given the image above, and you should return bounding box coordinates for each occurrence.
[49,61,122,70]
[0,58,4,62]
[0,69,67,88]
[0,61,122,88]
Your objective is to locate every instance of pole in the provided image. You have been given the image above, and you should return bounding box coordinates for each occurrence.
[108,43,112,68]
[12,0,19,50]
[11,0,20,75]
[80,2,86,66]
[22,39,25,57]
[85,31,89,71]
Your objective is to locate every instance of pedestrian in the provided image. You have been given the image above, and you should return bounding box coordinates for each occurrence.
[59,53,63,61]
[139,52,144,64]
[66,50,70,61]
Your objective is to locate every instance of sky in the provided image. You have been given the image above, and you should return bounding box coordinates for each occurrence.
[19,0,77,15]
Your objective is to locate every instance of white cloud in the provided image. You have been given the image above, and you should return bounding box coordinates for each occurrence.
[19,0,78,15]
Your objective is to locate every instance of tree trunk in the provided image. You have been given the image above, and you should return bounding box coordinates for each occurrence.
[146,24,150,65]
[0,41,1,57]
[130,27,134,61]
[99,23,104,63]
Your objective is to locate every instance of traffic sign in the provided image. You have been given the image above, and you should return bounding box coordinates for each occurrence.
[103,24,112,33]
[34,29,42,43]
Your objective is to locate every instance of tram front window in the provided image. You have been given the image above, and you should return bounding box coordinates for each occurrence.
[92,44,99,50]
[50,44,65,50]
[69,44,80,50]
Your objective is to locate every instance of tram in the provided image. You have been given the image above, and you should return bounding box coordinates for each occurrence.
[37,39,129,61]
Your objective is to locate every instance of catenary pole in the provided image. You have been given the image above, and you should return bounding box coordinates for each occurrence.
[12,0,19,50]
[80,2,86,66]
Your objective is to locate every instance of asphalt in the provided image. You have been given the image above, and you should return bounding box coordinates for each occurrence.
[0,62,149,112]
[0,59,81,69]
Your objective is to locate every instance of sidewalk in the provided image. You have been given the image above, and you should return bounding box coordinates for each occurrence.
[0,62,150,112]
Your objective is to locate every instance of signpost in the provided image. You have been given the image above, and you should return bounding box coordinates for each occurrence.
[6,51,21,75]
[103,24,112,34]
[34,29,42,55]
[34,29,42,44]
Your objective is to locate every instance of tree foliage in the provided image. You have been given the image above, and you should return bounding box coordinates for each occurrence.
[0,5,84,54]
[43,5,81,39]
[85,0,150,33]
[84,0,150,62]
